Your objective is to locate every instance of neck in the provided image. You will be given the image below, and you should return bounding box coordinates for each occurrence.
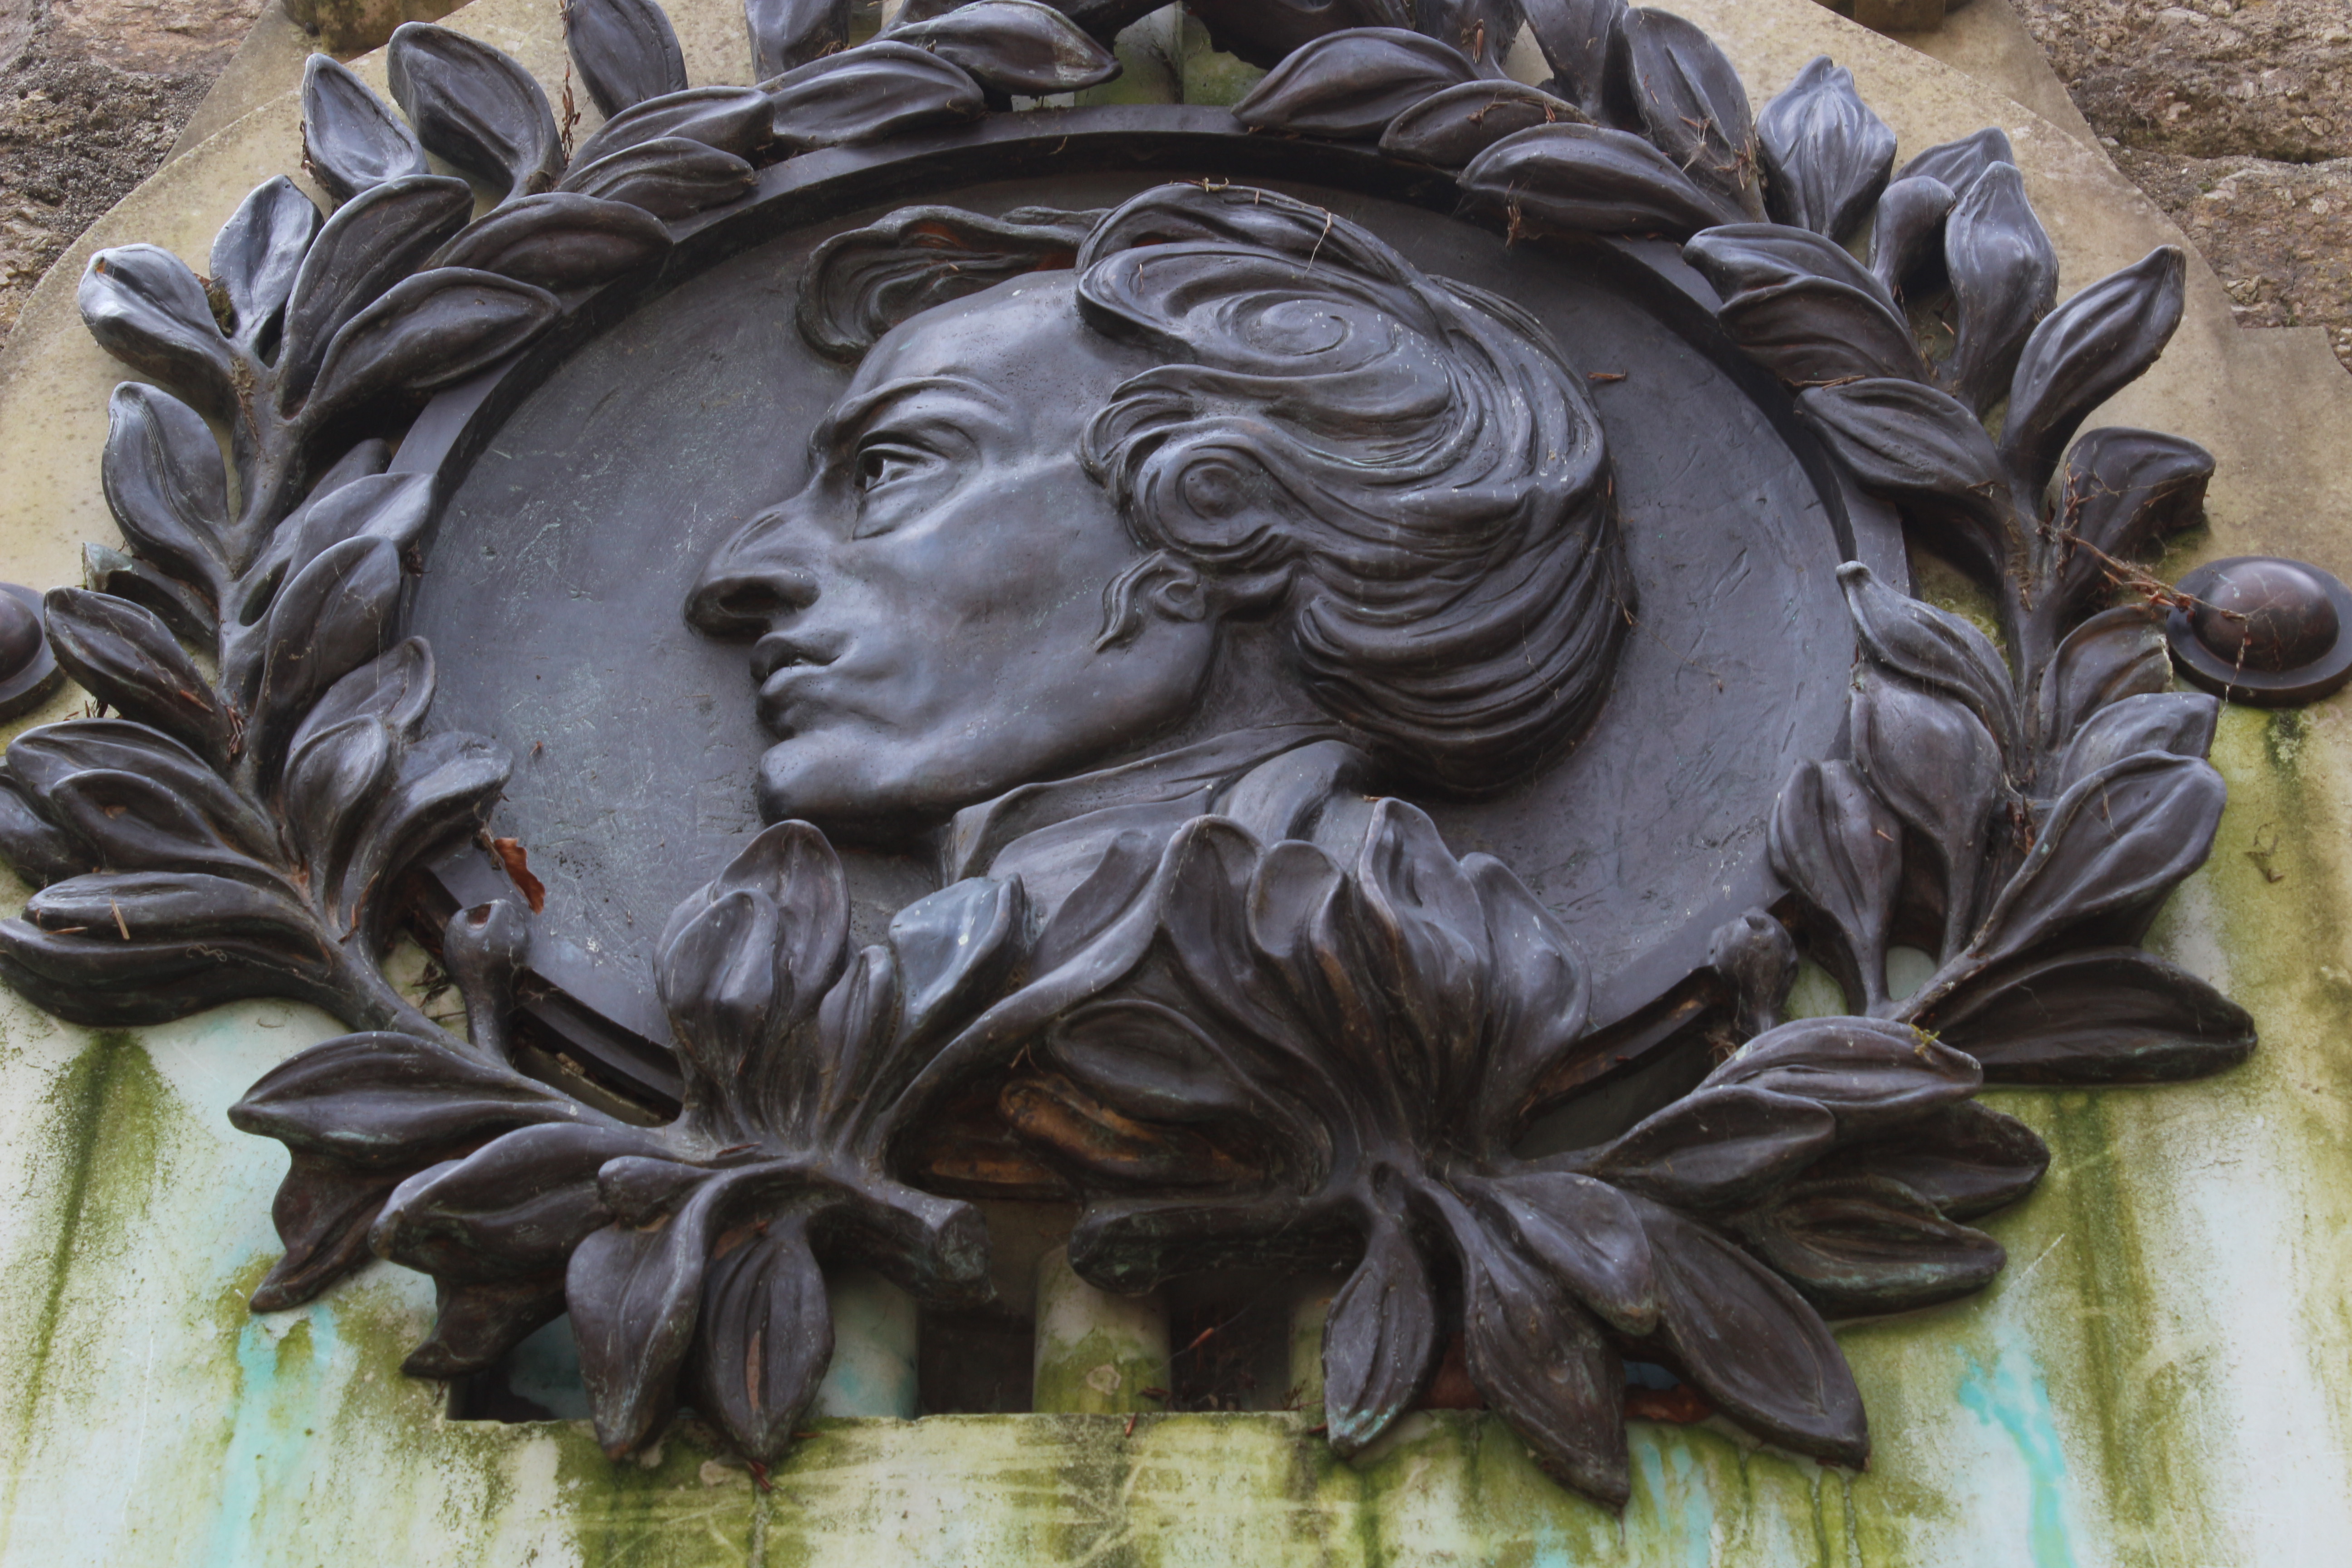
[1120,619,1333,763]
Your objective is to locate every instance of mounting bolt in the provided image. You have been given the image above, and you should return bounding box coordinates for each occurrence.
[2166,556,2352,706]
[0,584,64,722]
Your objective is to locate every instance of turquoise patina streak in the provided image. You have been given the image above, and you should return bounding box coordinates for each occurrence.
[1628,1433,1717,1567]
[201,1301,344,1568]
[1958,1345,2078,1568]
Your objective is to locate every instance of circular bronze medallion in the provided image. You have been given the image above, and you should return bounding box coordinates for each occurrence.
[408,113,1899,1097]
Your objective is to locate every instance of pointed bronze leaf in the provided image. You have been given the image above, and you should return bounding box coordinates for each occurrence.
[1769,760,1901,1011]
[1459,122,1747,239]
[569,1171,732,1457]
[2036,606,2170,754]
[2053,691,2217,793]
[429,192,672,292]
[284,715,395,889]
[1456,1206,1627,1507]
[1922,946,2254,1083]
[41,588,234,763]
[1587,1084,1837,1210]
[7,720,268,855]
[78,245,236,420]
[1811,1101,2048,1220]
[289,637,437,760]
[1469,1169,1658,1334]
[556,137,757,219]
[1943,164,2057,416]
[1894,126,2012,198]
[889,875,1023,1051]
[1756,56,1894,242]
[1378,79,1588,169]
[1611,7,1760,219]
[386,23,564,201]
[401,1278,569,1377]
[1739,1174,2004,1317]
[1683,225,1926,387]
[277,174,475,412]
[1965,750,2225,970]
[81,543,214,646]
[887,0,1122,96]
[302,54,428,205]
[1231,27,1476,140]
[1866,174,1955,303]
[658,888,785,1096]
[208,176,323,356]
[2002,246,2188,490]
[1465,855,1588,1149]
[689,1221,836,1460]
[334,731,513,931]
[1632,1195,1867,1467]
[566,0,690,116]
[2050,428,2212,617]
[373,1122,661,1279]
[1850,671,2004,954]
[304,267,562,427]
[1707,1014,1980,1137]
[229,1030,580,1165]
[1321,1220,1440,1455]
[251,1151,407,1310]
[568,85,778,167]
[101,383,230,597]
[1837,563,2021,755]
[0,779,86,888]
[250,536,406,776]
[764,43,988,154]
[1798,380,2013,574]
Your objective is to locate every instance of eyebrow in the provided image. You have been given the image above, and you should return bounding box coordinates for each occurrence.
[808,374,1019,460]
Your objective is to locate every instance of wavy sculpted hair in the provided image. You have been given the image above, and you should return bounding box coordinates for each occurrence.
[797,184,1632,796]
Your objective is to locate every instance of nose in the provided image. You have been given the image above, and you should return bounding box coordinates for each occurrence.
[686,508,821,638]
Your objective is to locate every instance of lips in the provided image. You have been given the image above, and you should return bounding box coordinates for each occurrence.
[751,630,840,683]
[752,630,844,731]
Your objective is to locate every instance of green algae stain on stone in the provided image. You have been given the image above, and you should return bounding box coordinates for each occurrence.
[547,1416,764,1568]
[2,1032,170,1450]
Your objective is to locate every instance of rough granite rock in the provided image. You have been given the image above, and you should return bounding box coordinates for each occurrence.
[2013,0,2351,372]
[2115,147,2352,372]
[2012,0,2351,162]
[0,0,260,345]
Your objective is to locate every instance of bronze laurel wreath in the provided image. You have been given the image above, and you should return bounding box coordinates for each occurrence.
[0,0,2252,1509]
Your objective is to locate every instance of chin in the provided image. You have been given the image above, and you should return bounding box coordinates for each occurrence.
[755,741,953,842]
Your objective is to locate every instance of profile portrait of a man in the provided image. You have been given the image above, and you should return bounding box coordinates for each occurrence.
[685,182,1633,916]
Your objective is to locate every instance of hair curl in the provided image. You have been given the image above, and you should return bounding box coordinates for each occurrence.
[798,184,1631,795]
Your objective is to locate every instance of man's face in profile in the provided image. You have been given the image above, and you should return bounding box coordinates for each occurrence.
[687,277,1217,838]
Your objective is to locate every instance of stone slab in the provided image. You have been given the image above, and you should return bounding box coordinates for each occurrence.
[0,0,2348,1562]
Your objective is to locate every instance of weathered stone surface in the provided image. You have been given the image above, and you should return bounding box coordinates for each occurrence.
[2012,0,2352,164]
[0,0,260,347]
[2002,0,2352,372]
[2118,147,2352,373]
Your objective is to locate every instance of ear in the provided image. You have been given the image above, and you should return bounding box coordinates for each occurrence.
[1094,551,1211,652]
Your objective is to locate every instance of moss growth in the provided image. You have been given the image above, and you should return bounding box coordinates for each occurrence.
[4,1031,167,1455]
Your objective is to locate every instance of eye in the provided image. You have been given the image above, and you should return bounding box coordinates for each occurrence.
[853,441,929,493]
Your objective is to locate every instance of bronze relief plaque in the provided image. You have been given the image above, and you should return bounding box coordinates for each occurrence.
[0,0,2272,1511]
[412,146,1897,1081]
